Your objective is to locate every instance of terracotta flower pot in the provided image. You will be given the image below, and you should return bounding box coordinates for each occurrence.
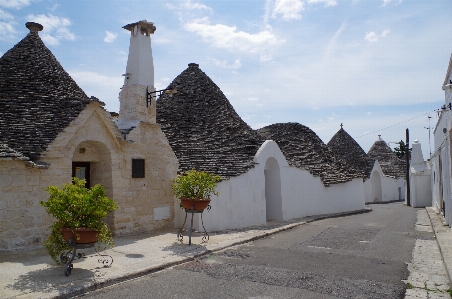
[61,228,99,244]
[180,198,211,211]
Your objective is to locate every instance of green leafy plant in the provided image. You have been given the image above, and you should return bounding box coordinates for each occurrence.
[40,177,117,264]
[394,140,412,159]
[172,169,221,200]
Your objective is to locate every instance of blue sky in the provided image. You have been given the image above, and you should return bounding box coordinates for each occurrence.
[1,0,450,159]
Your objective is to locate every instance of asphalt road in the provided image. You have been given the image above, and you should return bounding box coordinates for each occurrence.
[78,202,423,299]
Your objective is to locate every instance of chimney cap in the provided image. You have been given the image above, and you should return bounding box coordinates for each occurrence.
[26,22,43,32]
[123,20,156,34]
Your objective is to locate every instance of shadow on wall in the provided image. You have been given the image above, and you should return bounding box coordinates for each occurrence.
[371,170,382,202]
[265,157,282,221]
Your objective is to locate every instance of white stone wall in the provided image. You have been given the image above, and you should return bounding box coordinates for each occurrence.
[431,108,452,226]
[113,122,178,235]
[0,103,178,252]
[363,162,404,204]
[0,160,54,251]
[176,140,366,232]
[117,84,156,129]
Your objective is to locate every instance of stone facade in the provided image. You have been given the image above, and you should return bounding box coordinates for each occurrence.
[0,22,178,252]
[0,101,178,252]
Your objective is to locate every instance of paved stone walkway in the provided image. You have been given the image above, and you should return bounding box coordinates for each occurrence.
[404,209,451,299]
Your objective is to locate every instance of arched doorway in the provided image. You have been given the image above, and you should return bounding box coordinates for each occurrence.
[371,170,382,202]
[264,157,282,221]
[72,141,114,230]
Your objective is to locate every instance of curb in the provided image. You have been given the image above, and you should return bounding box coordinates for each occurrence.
[51,207,372,298]
[425,207,452,285]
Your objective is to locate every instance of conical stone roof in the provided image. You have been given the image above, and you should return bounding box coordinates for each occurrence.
[156,63,265,178]
[257,123,362,186]
[0,23,97,160]
[367,140,406,179]
[327,127,374,180]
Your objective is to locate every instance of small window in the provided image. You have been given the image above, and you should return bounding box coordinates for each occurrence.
[132,159,145,178]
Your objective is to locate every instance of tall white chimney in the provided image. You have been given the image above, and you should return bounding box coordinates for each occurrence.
[117,20,156,129]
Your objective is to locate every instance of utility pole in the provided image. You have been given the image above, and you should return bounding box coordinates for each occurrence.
[424,114,432,156]
[406,128,410,207]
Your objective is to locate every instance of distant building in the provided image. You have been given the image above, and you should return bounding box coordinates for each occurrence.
[328,127,405,203]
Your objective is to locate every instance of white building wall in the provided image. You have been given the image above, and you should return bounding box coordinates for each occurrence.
[363,162,404,203]
[431,110,451,225]
[410,140,432,208]
[176,140,366,232]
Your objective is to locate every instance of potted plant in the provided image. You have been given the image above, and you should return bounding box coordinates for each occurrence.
[40,177,117,264]
[172,169,221,211]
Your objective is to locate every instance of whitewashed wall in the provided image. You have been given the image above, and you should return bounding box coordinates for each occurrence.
[176,140,366,232]
[363,162,404,204]
[431,110,452,225]
[409,141,432,208]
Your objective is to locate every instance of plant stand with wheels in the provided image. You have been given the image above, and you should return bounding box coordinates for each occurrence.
[177,204,210,245]
[59,238,113,276]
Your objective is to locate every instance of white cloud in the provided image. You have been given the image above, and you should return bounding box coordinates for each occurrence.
[0,20,15,39]
[49,3,59,12]
[365,31,378,43]
[272,0,304,20]
[365,29,390,43]
[381,29,391,37]
[167,0,213,13]
[307,0,337,7]
[69,70,123,110]
[212,58,242,69]
[184,17,284,54]
[26,14,75,45]
[246,97,259,101]
[324,20,347,60]
[264,0,273,24]
[103,31,117,43]
[260,54,273,62]
[382,0,402,6]
[0,8,13,20]
[0,0,30,9]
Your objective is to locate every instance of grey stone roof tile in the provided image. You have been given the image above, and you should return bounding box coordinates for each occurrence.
[0,24,95,160]
[327,128,374,180]
[257,123,363,186]
[156,63,264,179]
[367,140,406,178]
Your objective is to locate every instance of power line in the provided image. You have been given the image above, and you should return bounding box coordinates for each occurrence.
[354,109,439,139]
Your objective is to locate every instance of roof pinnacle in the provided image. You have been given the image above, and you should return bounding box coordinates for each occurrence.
[25,22,43,32]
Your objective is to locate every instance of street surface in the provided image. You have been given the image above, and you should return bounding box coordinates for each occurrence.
[79,202,422,299]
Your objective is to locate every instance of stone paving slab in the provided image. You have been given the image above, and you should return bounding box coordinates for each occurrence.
[405,209,451,299]
[0,208,371,299]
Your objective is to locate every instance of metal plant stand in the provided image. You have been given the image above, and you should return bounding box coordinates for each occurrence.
[177,205,210,245]
[59,237,113,276]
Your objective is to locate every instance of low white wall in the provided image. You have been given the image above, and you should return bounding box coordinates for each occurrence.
[364,163,404,203]
[411,174,432,208]
[176,140,366,232]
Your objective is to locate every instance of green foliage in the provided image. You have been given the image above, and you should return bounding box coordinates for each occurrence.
[394,140,412,159]
[40,178,117,264]
[172,170,221,200]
